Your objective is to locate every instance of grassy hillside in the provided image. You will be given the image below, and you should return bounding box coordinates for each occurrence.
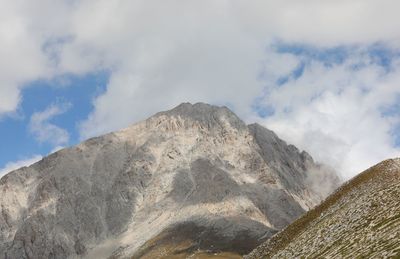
[246,158,400,258]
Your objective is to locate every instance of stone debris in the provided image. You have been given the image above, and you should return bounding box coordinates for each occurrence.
[246,158,400,259]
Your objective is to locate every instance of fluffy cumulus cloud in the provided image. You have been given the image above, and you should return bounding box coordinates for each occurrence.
[70,0,400,140]
[0,0,71,116]
[1,0,400,178]
[254,47,400,178]
[29,102,71,146]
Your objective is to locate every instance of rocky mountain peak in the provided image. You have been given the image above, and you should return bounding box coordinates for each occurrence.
[0,103,340,259]
[152,102,247,132]
[161,102,235,118]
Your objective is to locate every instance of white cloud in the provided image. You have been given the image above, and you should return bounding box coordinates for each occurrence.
[63,0,400,138]
[0,155,42,179]
[0,0,88,117]
[0,0,66,116]
[0,1,399,120]
[29,102,71,146]
[256,50,400,179]
[1,0,400,179]
[233,0,400,47]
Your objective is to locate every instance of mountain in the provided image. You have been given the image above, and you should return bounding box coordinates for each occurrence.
[246,158,400,259]
[0,102,339,258]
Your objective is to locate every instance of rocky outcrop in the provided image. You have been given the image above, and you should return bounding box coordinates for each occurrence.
[0,102,339,258]
[246,158,400,259]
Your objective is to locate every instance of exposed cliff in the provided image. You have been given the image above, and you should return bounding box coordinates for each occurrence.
[0,103,338,258]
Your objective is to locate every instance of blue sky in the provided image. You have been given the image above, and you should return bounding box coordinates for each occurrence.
[0,72,108,170]
[1,1,400,179]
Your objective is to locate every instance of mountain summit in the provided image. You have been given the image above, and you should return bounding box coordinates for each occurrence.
[0,102,339,258]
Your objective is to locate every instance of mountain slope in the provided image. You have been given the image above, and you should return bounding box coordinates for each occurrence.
[0,103,338,258]
[246,158,400,259]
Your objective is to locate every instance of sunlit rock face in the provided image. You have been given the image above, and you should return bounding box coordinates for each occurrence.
[0,103,339,258]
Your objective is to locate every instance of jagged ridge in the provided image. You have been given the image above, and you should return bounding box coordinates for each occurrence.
[0,102,339,258]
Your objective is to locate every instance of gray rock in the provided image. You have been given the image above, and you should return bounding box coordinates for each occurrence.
[0,102,339,258]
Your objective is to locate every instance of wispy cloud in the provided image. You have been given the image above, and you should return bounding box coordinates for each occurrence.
[29,102,71,146]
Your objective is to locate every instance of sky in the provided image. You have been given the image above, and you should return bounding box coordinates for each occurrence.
[0,0,400,179]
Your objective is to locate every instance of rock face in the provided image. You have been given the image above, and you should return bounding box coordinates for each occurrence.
[246,158,400,259]
[0,103,339,258]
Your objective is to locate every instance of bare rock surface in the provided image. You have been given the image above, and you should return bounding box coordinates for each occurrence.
[0,103,338,258]
[246,158,400,259]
